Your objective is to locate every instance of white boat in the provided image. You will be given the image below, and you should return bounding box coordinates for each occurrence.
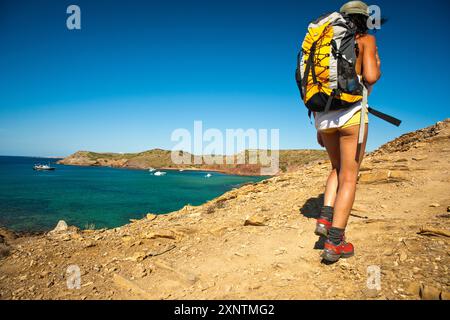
[148,167,156,172]
[179,169,185,172]
[205,173,212,178]
[33,164,55,171]
[154,171,166,176]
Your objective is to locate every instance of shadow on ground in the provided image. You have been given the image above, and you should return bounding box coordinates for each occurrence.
[300,194,324,219]
[299,194,330,251]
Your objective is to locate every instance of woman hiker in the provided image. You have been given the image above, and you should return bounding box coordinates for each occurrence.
[313,1,382,262]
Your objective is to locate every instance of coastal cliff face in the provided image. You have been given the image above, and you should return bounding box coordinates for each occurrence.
[1,119,449,300]
[57,150,328,176]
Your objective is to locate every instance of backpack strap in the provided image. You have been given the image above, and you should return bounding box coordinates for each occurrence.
[324,89,338,113]
[302,42,318,90]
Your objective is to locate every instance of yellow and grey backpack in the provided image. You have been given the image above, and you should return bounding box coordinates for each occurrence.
[296,12,401,141]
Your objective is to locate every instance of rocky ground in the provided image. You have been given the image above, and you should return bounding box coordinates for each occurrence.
[0,120,449,300]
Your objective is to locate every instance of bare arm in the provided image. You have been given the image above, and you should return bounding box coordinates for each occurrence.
[361,35,381,85]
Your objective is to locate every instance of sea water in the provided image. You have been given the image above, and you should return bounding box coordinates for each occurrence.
[0,156,266,232]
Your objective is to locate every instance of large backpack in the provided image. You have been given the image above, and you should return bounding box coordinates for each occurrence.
[296,12,363,114]
[295,12,401,143]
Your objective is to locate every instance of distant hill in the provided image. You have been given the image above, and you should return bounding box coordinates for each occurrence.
[57,149,328,176]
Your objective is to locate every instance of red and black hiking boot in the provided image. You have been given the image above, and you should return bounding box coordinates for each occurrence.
[322,239,355,262]
[315,216,332,237]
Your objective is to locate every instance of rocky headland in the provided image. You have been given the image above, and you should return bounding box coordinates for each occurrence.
[57,149,328,176]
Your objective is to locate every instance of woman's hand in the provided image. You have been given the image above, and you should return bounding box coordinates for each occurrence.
[317,132,324,148]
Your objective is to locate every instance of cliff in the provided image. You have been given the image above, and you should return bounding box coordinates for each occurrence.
[1,120,449,300]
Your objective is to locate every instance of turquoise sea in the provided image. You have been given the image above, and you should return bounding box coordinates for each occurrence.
[0,156,266,232]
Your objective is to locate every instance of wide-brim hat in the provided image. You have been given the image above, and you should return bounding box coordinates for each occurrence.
[340,1,370,16]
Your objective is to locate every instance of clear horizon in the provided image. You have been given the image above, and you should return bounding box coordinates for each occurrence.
[1,0,449,157]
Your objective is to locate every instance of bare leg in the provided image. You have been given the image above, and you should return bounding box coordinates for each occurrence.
[320,131,341,207]
[332,125,368,229]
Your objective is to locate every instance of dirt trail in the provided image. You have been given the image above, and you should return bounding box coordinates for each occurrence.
[1,120,449,300]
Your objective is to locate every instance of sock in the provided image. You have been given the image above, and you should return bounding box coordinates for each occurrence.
[328,227,345,245]
[320,206,334,220]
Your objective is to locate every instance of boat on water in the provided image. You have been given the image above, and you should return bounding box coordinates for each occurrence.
[33,164,56,171]
[205,173,212,178]
[153,171,166,176]
[148,167,156,172]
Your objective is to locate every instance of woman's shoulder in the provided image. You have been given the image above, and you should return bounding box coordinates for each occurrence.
[357,34,377,46]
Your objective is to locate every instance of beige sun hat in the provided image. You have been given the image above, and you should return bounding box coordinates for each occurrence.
[340,1,370,16]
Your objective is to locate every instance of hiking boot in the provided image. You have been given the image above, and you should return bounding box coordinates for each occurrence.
[315,217,332,237]
[322,239,355,262]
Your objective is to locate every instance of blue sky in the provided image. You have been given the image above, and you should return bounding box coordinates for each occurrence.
[0,0,449,157]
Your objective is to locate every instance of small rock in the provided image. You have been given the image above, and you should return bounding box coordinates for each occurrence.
[83,241,96,248]
[420,285,441,300]
[146,213,158,221]
[244,214,268,227]
[132,264,148,279]
[406,282,421,296]
[0,243,10,259]
[363,288,380,298]
[441,291,450,300]
[50,220,68,233]
[358,171,389,184]
[122,235,133,242]
[126,251,148,262]
[339,261,351,270]
[429,203,441,208]
[274,248,287,256]
[144,230,176,240]
[93,265,101,272]
[399,251,408,263]
[18,275,28,281]
[389,171,410,182]
[412,156,428,161]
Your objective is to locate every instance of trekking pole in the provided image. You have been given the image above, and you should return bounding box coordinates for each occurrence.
[367,107,402,127]
[358,85,368,145]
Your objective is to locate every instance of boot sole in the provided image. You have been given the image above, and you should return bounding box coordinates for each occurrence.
[322,250,354,263]
[314,224,329,237]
